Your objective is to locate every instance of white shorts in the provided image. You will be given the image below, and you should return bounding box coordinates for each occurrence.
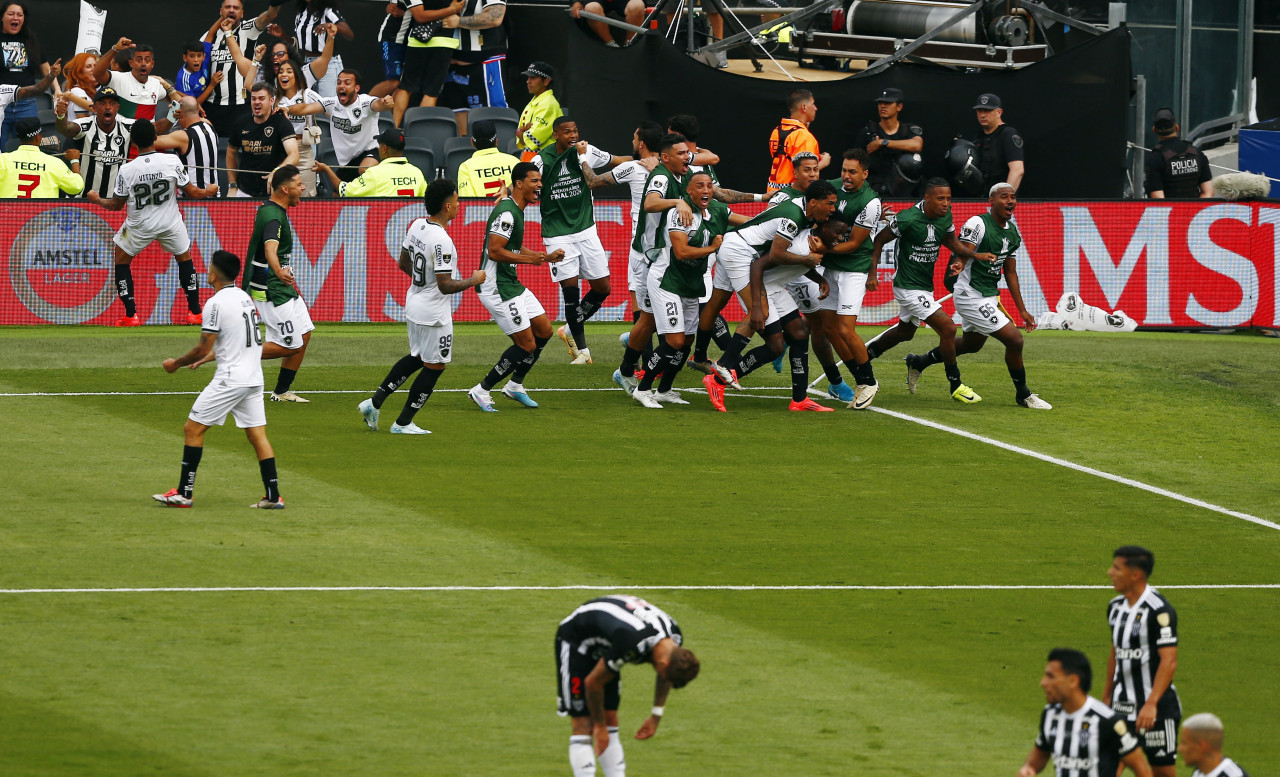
[633,261,654,314]
[479,288,546,335]
[649,282,700,336]
[189,381,266,429]
[953,291,1010,336]
[546,231,610,282]
[786,277,822,314]
[408,319,454,364]
[764,284,799,327]
[894,286,943,325]
[820,270,869,317]
[114,220,191,258]
[700,263,713,304]
[627,248,647,294]
[256,296,315,348]
[712,233,758,293]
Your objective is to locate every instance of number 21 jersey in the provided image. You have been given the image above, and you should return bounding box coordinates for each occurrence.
[113,152,189,235]
[402,218,458,326]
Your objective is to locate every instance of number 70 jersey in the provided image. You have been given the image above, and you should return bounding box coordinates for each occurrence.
[113,152,190,235]
[402,218,458,327]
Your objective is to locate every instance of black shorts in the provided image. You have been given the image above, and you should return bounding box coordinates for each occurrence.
[438,62,485,112]
[555,636,619,717]
[338,149,380,182]
[400,46,453,98]
[1138,714,1181,767]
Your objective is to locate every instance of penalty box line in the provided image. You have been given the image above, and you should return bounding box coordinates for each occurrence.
[1,584,1278,595]
[5,388,1274,531]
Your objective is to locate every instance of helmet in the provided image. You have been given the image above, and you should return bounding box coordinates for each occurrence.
[893,152,924,183]
[945,139,984,191]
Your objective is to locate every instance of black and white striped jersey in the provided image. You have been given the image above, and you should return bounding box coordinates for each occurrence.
[294,4,344,56]
[182,121,220,192]
[1108,586,1181,718]
[378,0,411,45]
[556,596,683,673]
[1194,757,1251,777]
[207,19,263,106]
[1034,697,1141,777]
[455,0,506,64]
[72,116,136,198]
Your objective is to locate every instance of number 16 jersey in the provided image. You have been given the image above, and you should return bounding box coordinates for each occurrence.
[113,152,189,235]
[202,285,265,387]
[402,217,458,326]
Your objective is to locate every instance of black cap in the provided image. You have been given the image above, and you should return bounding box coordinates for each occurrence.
[973,93,1002,110]
[15,116,40,140]
[94,85,121,103]
[522,61,554,81]
[377,127,405,151]
[1152,107,1176,132]
[471,119,497,144]
[874,87,904,103]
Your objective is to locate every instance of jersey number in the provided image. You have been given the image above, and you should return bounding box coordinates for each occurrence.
[132,178,173,209]
[397,189,415,197]
[242,310,264,347]
[411,251,429,287]
[483,180,503,197]
[16,173,39,198]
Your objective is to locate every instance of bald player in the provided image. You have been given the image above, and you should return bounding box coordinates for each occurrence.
[1178,714,1250,777]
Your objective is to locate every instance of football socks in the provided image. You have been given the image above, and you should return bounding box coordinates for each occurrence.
[114,264,137,317]
[179,445,203,499]
[396,365,443,426]
[258,457,280,502]
[177,259,201,315]
[481,344,533,391]
[511,335,550,384]
[373,355,422,409]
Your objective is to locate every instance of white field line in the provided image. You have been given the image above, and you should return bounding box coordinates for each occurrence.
[1,584,1278,595]
[3,387,1274,530]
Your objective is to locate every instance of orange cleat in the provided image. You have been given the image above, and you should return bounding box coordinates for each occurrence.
[185,312,202,325]
[789,398,834,412]
[152,488,193,507]
[115,314,142,327]
[702,373,726,412]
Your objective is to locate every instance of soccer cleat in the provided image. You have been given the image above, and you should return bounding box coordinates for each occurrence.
[701,373,727,412]
[772,350,786,373]
[618,331,630,347]
[951,383,982,404]
[390,422,431,434]
[570,347,593,365]
[905,354,923,394]
[250,496,285,509]
[612,369,638,395]
[634,369,645,382]
[849,382,879,410]
[152,488,192,508]
[468,385,498,412]
[789,397,835,412]
[709,361,741,390]
[633,389,664,409]
[501,384,539,408]
[270,391,309,403]
[357,398,379,431]
[827,380,855,403]
[557,325,580,360]
[1018,393,1053,410]
[685,357,714,376]
[115,314,142,327]
[653,390,690,405]
[185,312,202,325]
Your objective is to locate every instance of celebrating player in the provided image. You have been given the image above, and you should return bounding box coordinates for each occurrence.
[468,162,564,411]
[243,165,315,402]
[56,86,134,200]
[289,69,394,182]
[1105,546,1182,777]
[153,250,284,510]
[555,595,700,777]
[86,120,219,327]
[905,182,1052,409]
[358,178,485,434]
[865,177,993,403]
[1018,648,1152,777]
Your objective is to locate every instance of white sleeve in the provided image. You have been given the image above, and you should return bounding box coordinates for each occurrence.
[319,96,339,115]
[853,197,881,231]
[645,174,670,197]
[106,71,128,92]
[584,144,613,169]
[490,209,515,239]
[0,84,16,112]
[958,216,985,244]
[434,236,457,275]
[203,298,222,332]
[767,191,789,206]
[113,166,131,199]
[73,117,92,139]
[302,88,324,104]
[611,161,636,183]
[665,208,692,237]
[531,154,544,172]
[174,158,191,188]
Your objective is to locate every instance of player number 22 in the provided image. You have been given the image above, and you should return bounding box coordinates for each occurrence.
[132,179,172,209]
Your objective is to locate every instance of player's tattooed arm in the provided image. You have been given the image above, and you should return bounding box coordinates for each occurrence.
[17,59,61,101]
[635,672,671,741]
[86,191,126,211]
[712,186,760,204]
[767,233,820,267]
[434,269,485,294]
[456,3,505,29]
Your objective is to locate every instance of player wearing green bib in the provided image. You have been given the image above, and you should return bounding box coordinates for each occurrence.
[469,162,566,412]
[242,165,314,403]
[534,116,633,364]
[866,177,993,403]
[906,183,1051,409]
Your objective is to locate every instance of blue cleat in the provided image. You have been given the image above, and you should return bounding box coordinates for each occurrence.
[357,398,379,431]
[772,346,787,373]
[468,385,498,412]
[618,331,630,348]
[827,379,855,403]
[613,368,638,395]
[390,422,431,434]
[501,383,539,408]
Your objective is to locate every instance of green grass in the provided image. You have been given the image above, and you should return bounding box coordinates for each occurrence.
[0,323,1277,776]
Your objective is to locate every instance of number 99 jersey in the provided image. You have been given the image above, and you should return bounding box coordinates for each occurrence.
[112,152,191,254]
[402,217,458,327]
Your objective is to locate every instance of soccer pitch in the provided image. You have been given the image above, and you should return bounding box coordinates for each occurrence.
[1,323,1277,776]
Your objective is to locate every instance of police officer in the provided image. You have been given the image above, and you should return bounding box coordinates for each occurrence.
[972,93,1025,191]
[854,87,924,197]
[1145,107,1214,199]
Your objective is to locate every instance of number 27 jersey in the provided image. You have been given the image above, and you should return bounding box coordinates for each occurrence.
[402,218,458,326]
[113,152,189,234]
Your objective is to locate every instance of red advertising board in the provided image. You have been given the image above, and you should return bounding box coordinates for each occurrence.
[2,199,1277,328]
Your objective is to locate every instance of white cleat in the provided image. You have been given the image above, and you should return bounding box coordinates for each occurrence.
[653,390,689,405]
[357,398,379,430]
[390,422,432,434]
[848,382,880,410]
[633,389,664,408]
[709,361,741,390]
[570,347,593,365]
[612,368,638,395]
[270,390,309,403]
[1018,393,1053,410]
[905,354,922,395]
[468,385,498,412]
[557,325,581,360]
[618,331,631,347]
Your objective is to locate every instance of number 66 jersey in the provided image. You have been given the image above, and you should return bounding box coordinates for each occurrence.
[112,151,192,254]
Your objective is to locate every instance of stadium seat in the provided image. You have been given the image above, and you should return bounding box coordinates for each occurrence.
[402,106,458,161]
[316,147,339,196]
[37,108,56,125]
[379,113,396,136]
[504,136,520,156]
[404,137,436,180]
[442,136,475,181]
[34,92,53,112]
[466,107,518,149]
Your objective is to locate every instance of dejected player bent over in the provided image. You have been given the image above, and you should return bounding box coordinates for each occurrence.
[556,595,700,777]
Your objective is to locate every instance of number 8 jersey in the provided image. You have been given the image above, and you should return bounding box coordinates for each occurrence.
[113,152,190,236]
[402,217,458,326]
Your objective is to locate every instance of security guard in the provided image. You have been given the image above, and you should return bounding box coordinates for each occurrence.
[457,119,520,197]
[1145,107,1214,199]
[515,61,563,161]
[313,127,429,197]
[971,93,1025,192]
[853,87,924,197]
